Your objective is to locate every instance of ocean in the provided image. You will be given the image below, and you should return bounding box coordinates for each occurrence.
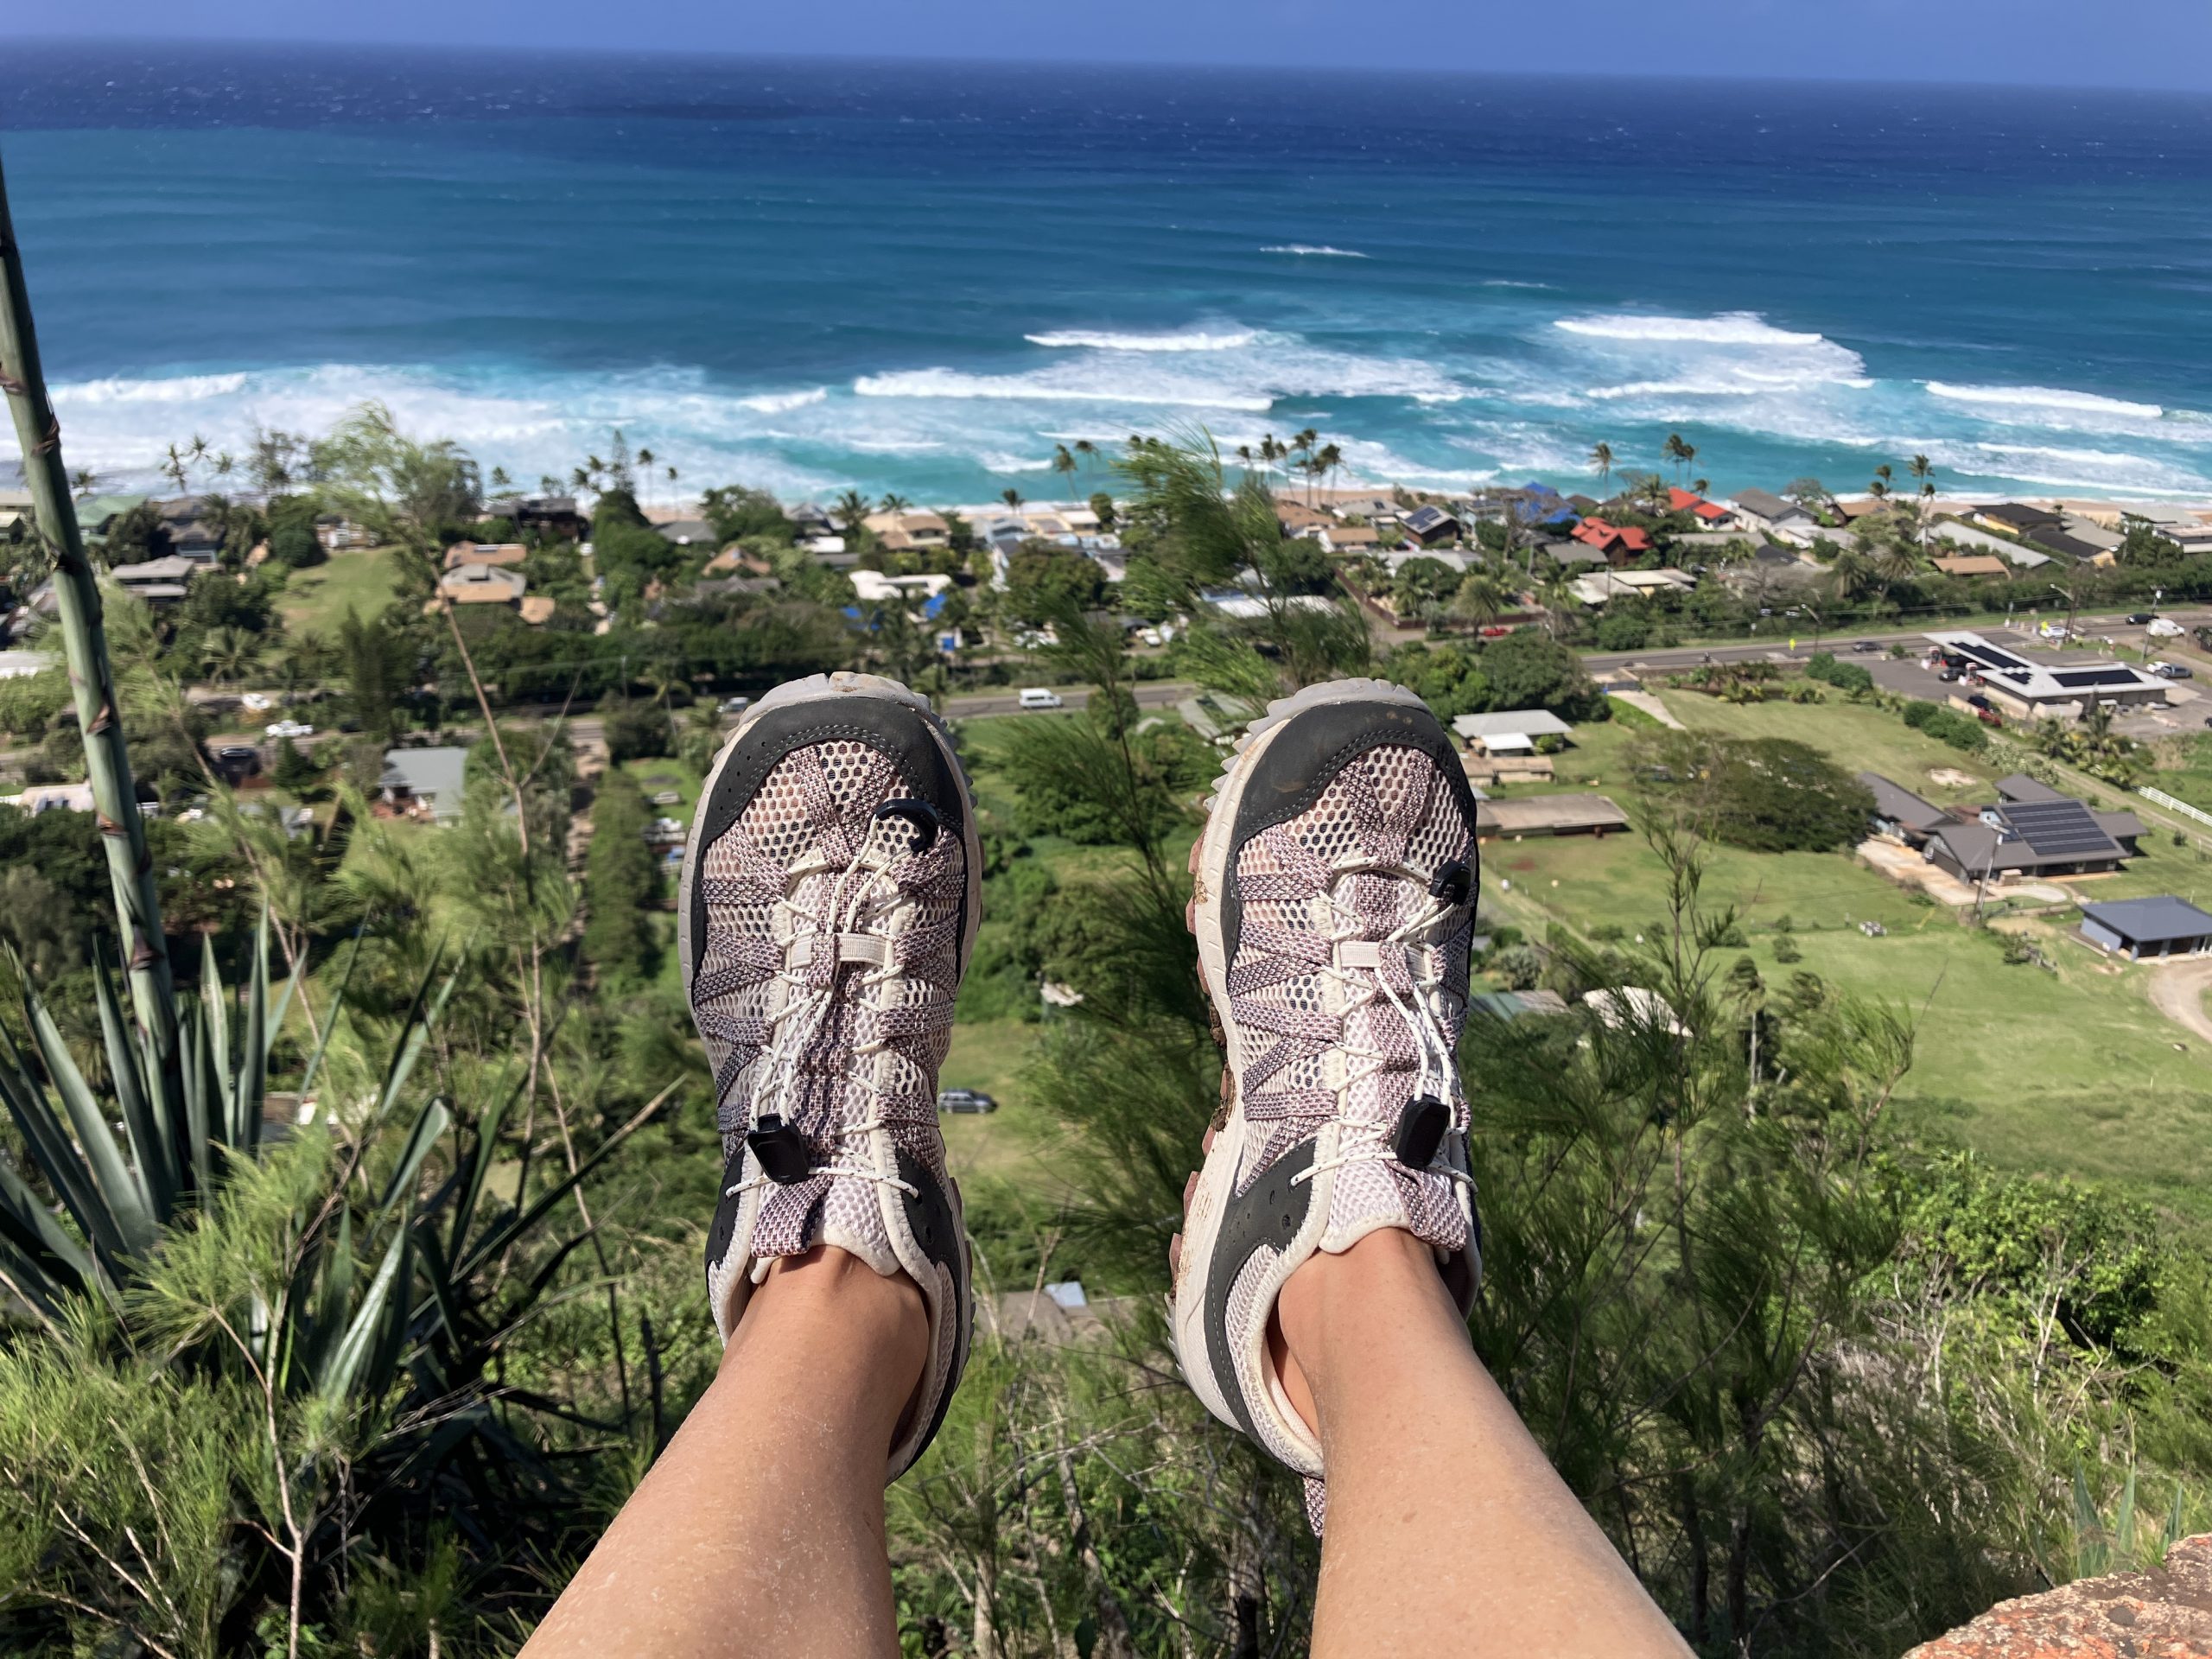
[5,42,2212,505]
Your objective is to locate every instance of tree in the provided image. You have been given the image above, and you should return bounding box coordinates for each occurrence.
[198,625,264,686]
[1784,477,1832,515]
[1480,629,1601,717]
[582,769,659,980]
[265,495,323,568]
[101,501,172,565]
[337,606,412,741]
[833,487,871,531]
[1451,571,1509,627]
[312,402,480,588]
[1589,441,1615,494]
[1662,432,1689,479]
[1637,732,1874,852]
[1384,640,1491,718]
[1391,556,1462,612]
[1001,486,1024,511]
[1004,539,1107,625]
[1052,442,1079,499]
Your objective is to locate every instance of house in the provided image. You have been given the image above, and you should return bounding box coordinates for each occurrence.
[1931,555,2012,578]
[1570,518,1653,565]
[1974,502,2067,540]
[851,570,953,606]
[1400,505,1461,547]
[437,563,528,607]
[1729,488,1823,545]
[2078,896,2212,960]
[2060,515,2125,554]
[1865,771,2144,884]
[0,781,98,815]
[1928,521,2055,569]
[444,541,528,569]
[1332,496,1398,522]
[1275,501,1332,534]
[0,487,30,533]
[0,649,52,681]
[111,555,203,606]
[2030,530,2113,565]
[657,518,718,549]
[1667,488,1734,527]
[1540,539,1611,570]
[863,510,951,551]
[1924,631,2172,718]
[1583,987,1686,1036]
[1320,524,1384,555]
[1453,709,1572,783]
[1474,793,1631,839]
[486,495,589,539]
[378,747,470,825]
[1568,569,1695,607]
[169,519,226,563]
[73,493,149,543]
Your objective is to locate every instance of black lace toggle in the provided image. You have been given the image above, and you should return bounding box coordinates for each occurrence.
[1427,859,1471,907]
[747,1114,813,1185]
[1394,1095,1451,1171]
[872,798,942,853]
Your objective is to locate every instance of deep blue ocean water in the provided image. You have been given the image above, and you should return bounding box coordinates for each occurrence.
[6,42,2212,505]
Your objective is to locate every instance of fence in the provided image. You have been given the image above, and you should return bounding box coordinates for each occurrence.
[2139,785,2212,831]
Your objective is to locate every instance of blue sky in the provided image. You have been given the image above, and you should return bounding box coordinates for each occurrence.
[11,0,2212,91]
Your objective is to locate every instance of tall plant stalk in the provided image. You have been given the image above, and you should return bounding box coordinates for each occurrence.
[0,148,182,1113]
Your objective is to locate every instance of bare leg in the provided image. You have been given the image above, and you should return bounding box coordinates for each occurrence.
[523,1247,926,1659]
[1274,1230,1688,1659]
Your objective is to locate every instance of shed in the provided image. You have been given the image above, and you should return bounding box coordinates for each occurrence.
[1474,793,1630,838]
[1452,709,1573,752]
[2078,896,2212,960]
[379,747,470,825]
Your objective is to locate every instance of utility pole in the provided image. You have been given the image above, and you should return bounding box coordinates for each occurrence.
[0,147,183,1115]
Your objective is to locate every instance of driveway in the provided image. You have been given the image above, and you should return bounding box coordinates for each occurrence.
[2144,956,2212,1046]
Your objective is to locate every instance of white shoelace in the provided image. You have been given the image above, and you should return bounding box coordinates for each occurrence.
[725,817,925,1203]
[1290,856,1472,1191]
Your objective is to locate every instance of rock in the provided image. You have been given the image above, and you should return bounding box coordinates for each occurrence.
[1904,1534,2212,1658]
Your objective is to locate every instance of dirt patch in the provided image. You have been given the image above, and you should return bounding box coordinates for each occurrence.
[2144,956,2212,1046]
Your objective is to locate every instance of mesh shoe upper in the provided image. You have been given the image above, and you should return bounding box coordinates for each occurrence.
[690,734,969,1271]
[1225,741,1477,1255]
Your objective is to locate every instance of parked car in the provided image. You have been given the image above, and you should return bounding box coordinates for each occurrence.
[720,696,752,715]
[265,719,314,739]
[2126,612,2157,625]
[1851,639,1882,653]
[1937,667,1961,683]
[1478,625,1514,639]
[1016,688,1064,710]
[937,1088,998,1115]
[2148,618,2185,638]
[2037,622,2074,640]
[1965,694,1996,712]
[1974,706,2004,727]
[2149,661,2195,679]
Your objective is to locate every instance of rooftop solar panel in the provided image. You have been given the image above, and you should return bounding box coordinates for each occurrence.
[2000,799,2120,857]
[2052,668,2147,687]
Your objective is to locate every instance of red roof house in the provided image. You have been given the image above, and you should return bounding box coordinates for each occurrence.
[1571,518,1654,567]
[1668,488,1733,524]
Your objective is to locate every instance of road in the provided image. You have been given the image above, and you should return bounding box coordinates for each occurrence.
[941,680,1198,719]
[2144,957,2212,1046]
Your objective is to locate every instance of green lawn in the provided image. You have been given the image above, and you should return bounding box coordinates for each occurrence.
[1662,690,2001,802]
[278,546,403,637]
[622,755,704,829]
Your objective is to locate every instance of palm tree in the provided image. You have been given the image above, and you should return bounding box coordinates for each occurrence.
[1236,443,1257,476]
[1677,442,1697,486]
[1589,441,1615,495]
[68,467,99,499]
[1662,433,1688,479]
[1691,477,1710,498]
[834,488,871,531]
[1317,442,1344,499]
[1052,443,1079,500]
[665,464,678,499]
[1001,487,1023,512]
[1872,463,1893,500]
[879,492,913,516]
[1639,474,1672,517]
[1072,437,1099,476]
[636,448,655,506]
[200,625,264,686]
[488,465,512,493]
[1451,572,1508,627]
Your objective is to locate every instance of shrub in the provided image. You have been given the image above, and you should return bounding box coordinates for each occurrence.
[603,698,673,762]
[1904,699,1990,753]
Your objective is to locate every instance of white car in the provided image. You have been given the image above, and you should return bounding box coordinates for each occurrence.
[241,691,275,711]
[265,720,315,739]
[2147,617,2184,638]
[2037,622,2070,640]
[1016,688,1064,710]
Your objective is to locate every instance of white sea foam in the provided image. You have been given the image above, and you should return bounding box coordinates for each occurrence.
[1554,311,1828,346]
[1261,245,1368,257]
[738,387,829,413]
[1481,279,1554,290]
[63,371,251,404]
[976,450,1053,474]
[1026,328,1258,353]
[855,367,1272,411]
[1925,382,2166,421]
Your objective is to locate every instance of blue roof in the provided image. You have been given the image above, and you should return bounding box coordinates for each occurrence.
[2081,895,2212,943]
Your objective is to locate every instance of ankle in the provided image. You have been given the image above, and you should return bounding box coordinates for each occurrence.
[720,1247,930,1445]
[1270,1229,1461,1439]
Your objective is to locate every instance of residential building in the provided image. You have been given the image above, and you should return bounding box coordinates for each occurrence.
[437,563,528,607]
[0,782,96,815]
[486,495,590,539]
[1452,709,1572,784]
[0,649,52,680]
[1666,487,1735,527]
[1319,524,1383,555]
[1924,631,2173,718]
[1568,569,1695,607]
[1400,505,1461,546]
[1539,539,1611,570]
[315,516,374,551]
[1570,518,1653,565]
[1470,988,1571,1022]
[1928,521,2055,569]
[863,510,951,551]
[378,747,470,825]
[657,518,717,548]
[1930,555,2012,578]
[444,541,528,569]
[0,487,29,533]
[1729,488,1823,545]
[111,554,203,606]
[170,519,226,563]
[1974,502,2068,540]
[850,570,953,605]
[1474,793,1631,838]
[1331,496,1398,522]
[1860,770,2144,884]
[2078,896,2212,960]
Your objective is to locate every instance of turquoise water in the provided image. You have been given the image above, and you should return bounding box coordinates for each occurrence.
[7,43,2212,504]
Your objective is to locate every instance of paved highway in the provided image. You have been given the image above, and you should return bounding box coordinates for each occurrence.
[940,680,1198,719]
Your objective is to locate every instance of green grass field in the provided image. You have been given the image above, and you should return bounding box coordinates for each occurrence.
[278,546,403,638]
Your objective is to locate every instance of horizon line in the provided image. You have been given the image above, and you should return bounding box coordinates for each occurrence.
[6,33,2212,101]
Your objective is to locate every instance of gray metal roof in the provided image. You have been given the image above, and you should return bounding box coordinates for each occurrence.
[2080,895,2212,944]
[379,747,470,822]
[1858,772,1945,830]
[1452,709,1573,741]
